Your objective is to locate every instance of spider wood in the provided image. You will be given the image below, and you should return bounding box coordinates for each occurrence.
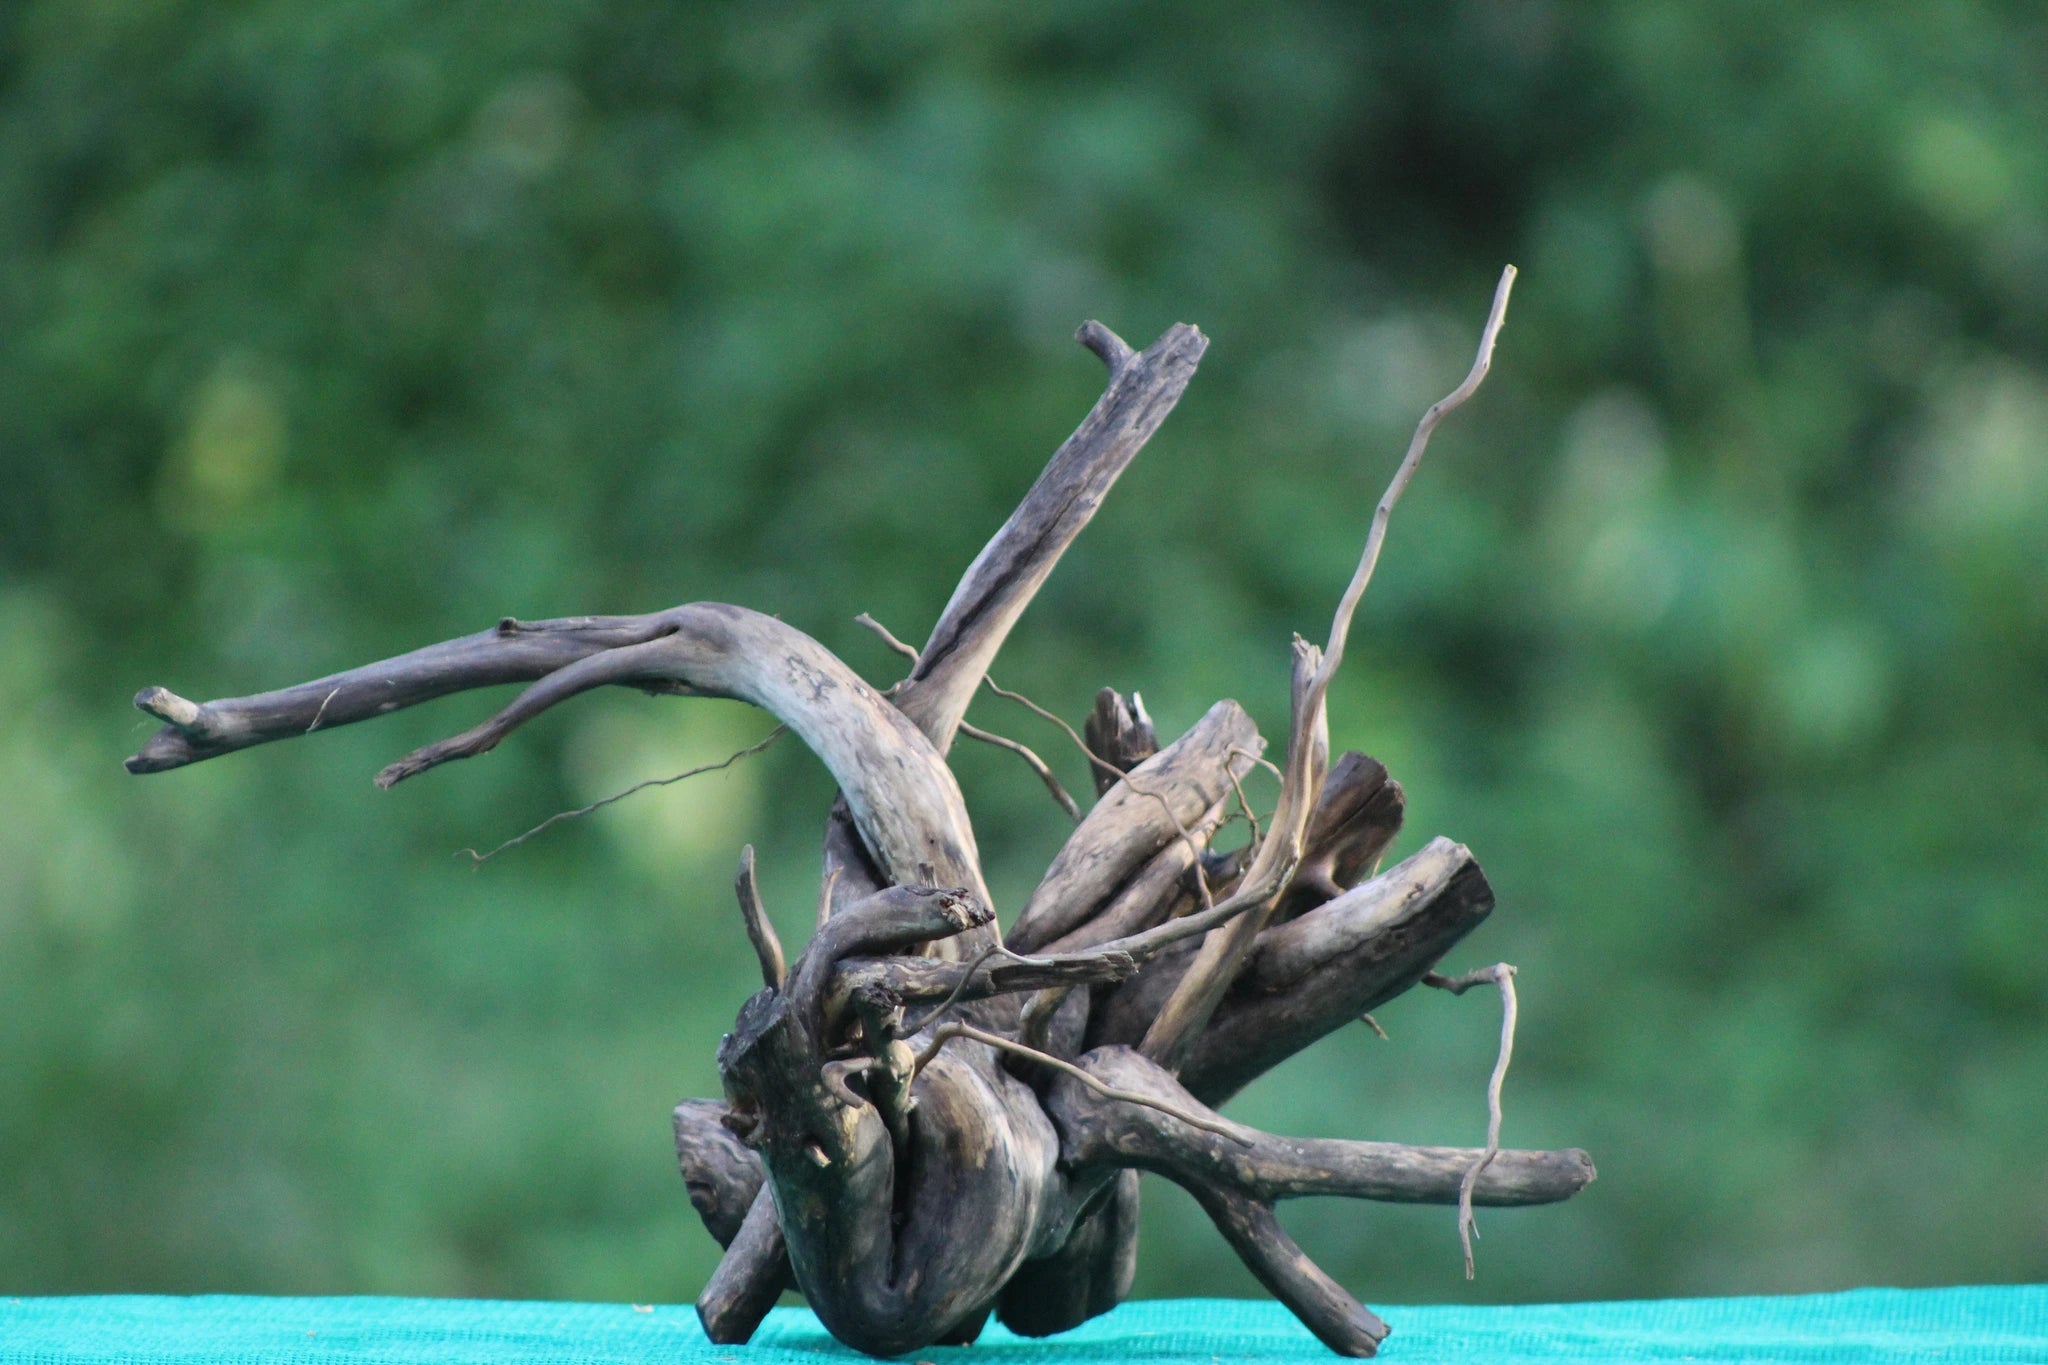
[126,273,1592,1357]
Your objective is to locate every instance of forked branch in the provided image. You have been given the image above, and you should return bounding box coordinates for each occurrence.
[856,612,1081,821]
[130,604,996,943]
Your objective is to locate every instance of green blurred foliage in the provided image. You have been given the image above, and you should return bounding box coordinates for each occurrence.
[3,0,2045,1310]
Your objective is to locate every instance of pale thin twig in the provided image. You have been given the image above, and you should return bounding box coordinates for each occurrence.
[861,611,1228,915]
[900,944,1003,1035]
[1426,963,1519,1278]
[1242,749,1286,786]
[855,612,1082,822]
[984,676,1106,774]
[1129,775,1218,915]
[983,674,1222,914]
[1316,266,1515,696]
[914,1022,1252,1145]
[1137,267,1518,1066]
[853,612,920,662]
[1224,746,1269,850]
[459,727,786,866]
[962,722,1083,822]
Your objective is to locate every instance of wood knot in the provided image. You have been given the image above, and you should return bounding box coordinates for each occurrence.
[932,889,992,931]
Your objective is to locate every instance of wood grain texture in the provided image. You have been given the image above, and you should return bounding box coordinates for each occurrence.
[1009,700,1262,953]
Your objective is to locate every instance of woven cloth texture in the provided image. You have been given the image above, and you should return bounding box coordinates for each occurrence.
[3,1287,2043,1364]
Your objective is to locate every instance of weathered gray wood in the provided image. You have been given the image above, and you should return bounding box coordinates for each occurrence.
[133,279,1589,1359]
[1274,752,1405,923]
[996,1171,1140,1338]
[1045,1045,1590,1357]
[718,881,1065,1357]
[127,612,688,772]
[828,948,1137,1019]
[131,603,995,951]
[1190,1183,1389,1357]
[1053,1047,1595,1209]
[1079,840,1493,1104]
[895,324,1208,754]
[783,884,991,1036]
[1038,797,1227,955]
[1138,639,1327,1069]
[1251,836,1468,990]
[1008,700,1262,953]
[1184,853,1496,1106]
[820,797,886,919]
[693,321,1211,1345]
[732,847,786,992]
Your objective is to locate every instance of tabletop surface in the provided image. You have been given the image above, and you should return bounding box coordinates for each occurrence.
[4,1286,2043,1364]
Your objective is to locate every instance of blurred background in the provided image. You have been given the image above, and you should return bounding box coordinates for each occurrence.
[3,0,2045,1312]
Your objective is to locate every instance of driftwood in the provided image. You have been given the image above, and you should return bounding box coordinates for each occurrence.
[125,268,1592,1357]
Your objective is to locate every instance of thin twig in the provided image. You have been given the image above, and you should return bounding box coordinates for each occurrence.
[985,675,1107,773]
[459,727,786,866]
[854,612,921,663]
[1137,268,1518,1068]
[1427,963,1519,1277]
[962,722,1083,822]
[1313,266,1516,711]
[901,944,1003,1035]
[913,1022,1252,1145]
[1242,749,1286,786]
[856,612,1082,822]
[1224,748,1265,851]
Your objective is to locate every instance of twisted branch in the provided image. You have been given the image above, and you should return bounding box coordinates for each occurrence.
[1140,266,1518,1068]
[1426,962,1521,1277]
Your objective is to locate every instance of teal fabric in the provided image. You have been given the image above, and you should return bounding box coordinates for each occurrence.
[2,1288,2042,1364]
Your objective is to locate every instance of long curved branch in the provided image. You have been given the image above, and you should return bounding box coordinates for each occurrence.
[896,321,1209,753]
[128,602,991,918]
[1139,267,1518,1068]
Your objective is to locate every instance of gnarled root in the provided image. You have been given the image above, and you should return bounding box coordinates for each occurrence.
[1047,1046,1594,1356]
[134,280,1593,1358]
